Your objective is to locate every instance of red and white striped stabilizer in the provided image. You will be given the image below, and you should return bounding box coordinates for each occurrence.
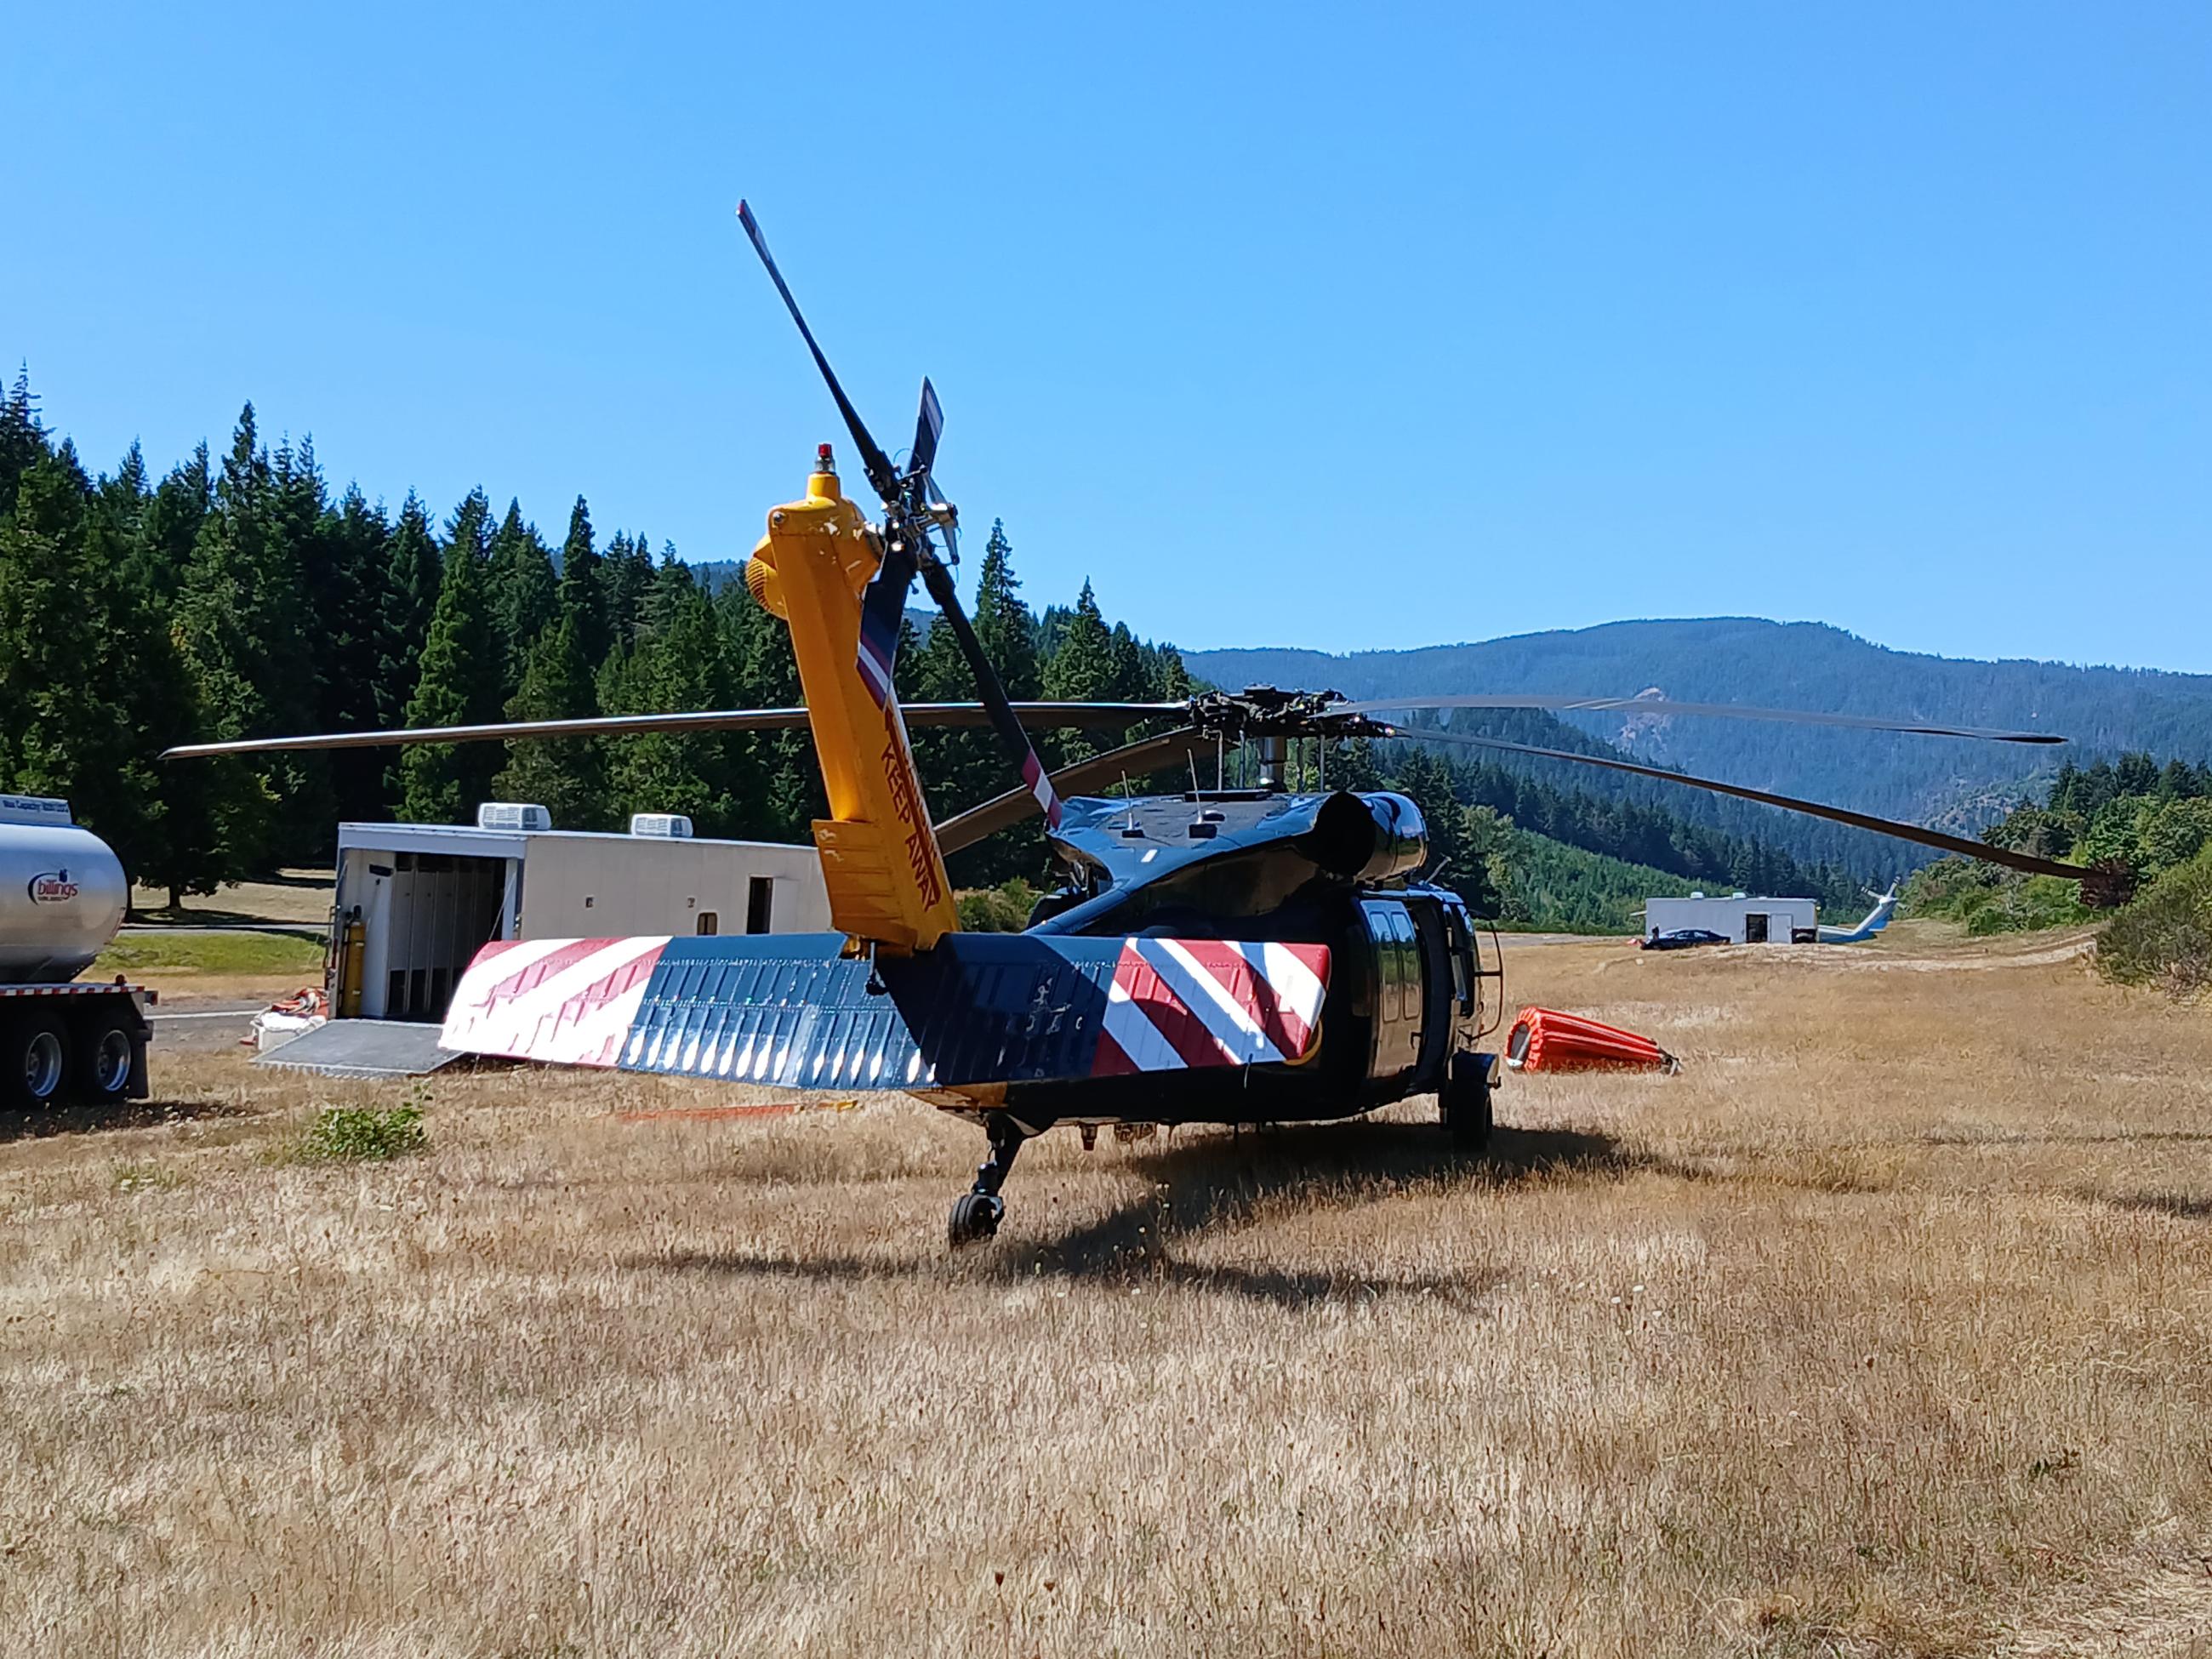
[440,937,670,1068]
[1092,938,1330,1076]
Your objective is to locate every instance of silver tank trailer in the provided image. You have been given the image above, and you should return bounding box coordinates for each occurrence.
[0,796,128,983]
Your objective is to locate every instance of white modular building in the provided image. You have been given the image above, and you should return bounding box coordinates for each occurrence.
[330,806,831,1020]
[1641,892,1818,945]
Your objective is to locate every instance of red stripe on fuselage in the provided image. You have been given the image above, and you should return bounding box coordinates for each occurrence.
[1172,940,1316,1058]
[1090,1026,1140,1078]
[1114,950,1234,1069]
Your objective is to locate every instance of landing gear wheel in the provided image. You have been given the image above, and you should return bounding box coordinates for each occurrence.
[948,1192,1004,1247]
[5,1012,69,1111]
[1441,1052,1495,1153]
[74,1021,135,1104]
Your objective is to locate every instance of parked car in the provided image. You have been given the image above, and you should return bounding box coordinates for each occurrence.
[1640,927,1730,951]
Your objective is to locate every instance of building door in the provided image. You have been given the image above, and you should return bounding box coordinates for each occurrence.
[1744,912,1769,944]
[745,875,775,935]
[375,852,507,1019]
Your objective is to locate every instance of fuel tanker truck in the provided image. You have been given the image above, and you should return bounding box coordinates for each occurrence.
[0,794,152,1109]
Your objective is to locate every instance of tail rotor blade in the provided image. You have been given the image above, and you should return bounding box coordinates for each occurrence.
[909,377,943,498]
[736,200,900,503]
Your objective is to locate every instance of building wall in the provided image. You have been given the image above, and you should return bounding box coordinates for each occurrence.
[516,835,830,938]
[331,825,835,1018]
[1643,895,1818,944]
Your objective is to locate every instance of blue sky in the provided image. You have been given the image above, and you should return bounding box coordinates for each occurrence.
[8,3,2208,670]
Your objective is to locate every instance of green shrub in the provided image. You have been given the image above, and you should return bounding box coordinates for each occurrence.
[1961,875,2090,936]
[1907,859,2088,935]
[2099,845,2212,997]
[955,878,1040,933]
[297,1103,426,1162]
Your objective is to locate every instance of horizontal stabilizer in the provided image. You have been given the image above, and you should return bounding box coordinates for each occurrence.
[441,933,1331,1090]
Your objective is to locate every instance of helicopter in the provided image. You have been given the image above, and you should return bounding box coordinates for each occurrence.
[168,202,2109,1247]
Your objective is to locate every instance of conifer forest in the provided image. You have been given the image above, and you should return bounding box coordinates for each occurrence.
[0,371,1868,924]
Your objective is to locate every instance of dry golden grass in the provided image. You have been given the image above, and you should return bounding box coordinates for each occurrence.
[6,930,2212,1657]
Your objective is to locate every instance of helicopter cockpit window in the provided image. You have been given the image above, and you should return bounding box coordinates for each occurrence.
[1393,909,1418,1021]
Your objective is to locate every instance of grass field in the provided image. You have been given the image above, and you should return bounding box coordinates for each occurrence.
[5,927,2211,1656]
[128,869,335,927]
[94,929,327,978]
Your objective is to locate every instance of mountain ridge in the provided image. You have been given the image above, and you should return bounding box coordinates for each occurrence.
[1186,618,2212,826]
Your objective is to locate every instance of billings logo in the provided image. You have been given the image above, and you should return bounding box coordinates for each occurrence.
[28,868,77,904]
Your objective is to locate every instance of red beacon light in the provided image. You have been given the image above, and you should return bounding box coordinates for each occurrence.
[815,442,835,474]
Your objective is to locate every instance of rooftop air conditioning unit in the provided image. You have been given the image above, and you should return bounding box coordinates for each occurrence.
[630,813,694,840]
[477,801,553,833]
[0,795,72,827]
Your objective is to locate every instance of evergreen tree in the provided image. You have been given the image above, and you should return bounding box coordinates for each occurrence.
[1041,578,1120,772]
[1042,579,1115,700]
[639,544,695,641]
[0,367,46,511]
[319,486,396,821]
[376,490,441,727]
[171,406,320,867]
[397,494,503,822]
[557,497,609,667]
[130,442,211,606]
[492,614,607,827]
[601,530,655,651]
[718,573,814,838]
[492,498,613,825]
[264,436,337,853]
[0,447,227,901]
[972,520,1040,698]
[604,584,750,832]
[486,499,557,692]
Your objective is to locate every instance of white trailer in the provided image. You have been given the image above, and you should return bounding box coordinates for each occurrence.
[328,805,830,1021]
[1642,892,1817,945]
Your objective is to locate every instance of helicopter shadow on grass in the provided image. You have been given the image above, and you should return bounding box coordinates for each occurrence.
[0,1096,246,1145]
[2072,1187,2212,1221]
[642,1118,1662,1310]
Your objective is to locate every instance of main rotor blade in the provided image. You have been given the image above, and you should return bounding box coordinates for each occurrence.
[936,727,1213,857]
[1336,694,2064,745]
[162,702,1183,759]
[1382,724,2087,881]
[736,201,901,504]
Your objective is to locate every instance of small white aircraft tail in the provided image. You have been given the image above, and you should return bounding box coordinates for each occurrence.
[1817,885,1900,944]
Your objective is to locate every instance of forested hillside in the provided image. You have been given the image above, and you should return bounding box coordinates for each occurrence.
[0,371,1915,932]
[0,374,1188,901]
[1189,619,2212,833]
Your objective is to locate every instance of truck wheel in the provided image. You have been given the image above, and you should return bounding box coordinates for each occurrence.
[1440,1052,1494,1152]
[6,1012,69,1110]
[73,1018,136,1104]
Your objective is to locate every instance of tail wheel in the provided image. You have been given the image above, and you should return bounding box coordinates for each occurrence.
[6,1012,69,1110]
[75,1020,135,1104]
[947,1192,1003,1247]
